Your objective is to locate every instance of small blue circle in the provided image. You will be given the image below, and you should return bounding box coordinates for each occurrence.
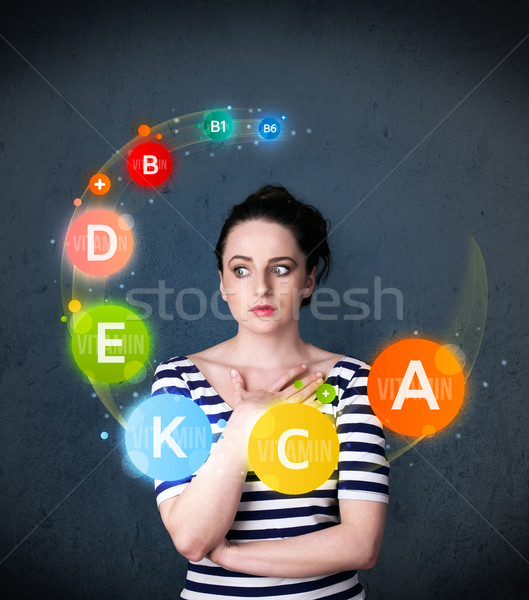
[100,431,109,440]
[217,419,227,429]
[259,118,281,140]
[125,393,213,480]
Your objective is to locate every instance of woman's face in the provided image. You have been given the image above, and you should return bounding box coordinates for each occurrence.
[219,220,316,330]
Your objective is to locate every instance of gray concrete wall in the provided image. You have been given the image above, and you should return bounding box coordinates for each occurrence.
[1,1,528,598]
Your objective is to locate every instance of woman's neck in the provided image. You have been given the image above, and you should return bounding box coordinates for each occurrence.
[226,325,310,369]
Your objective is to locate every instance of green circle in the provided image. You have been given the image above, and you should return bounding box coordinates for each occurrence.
[71,305,149,383]
[203,111,233,141]
[294,380,303,389]
[61,316,67,322]
[316,383,336,404]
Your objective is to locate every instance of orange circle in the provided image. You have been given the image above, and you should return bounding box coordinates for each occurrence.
[367,338,465,437]
[65,209,134,276]
[155,133,162,139]
[89,173,111,196]
[138,124,150,137]
[68,299,81,313]
[73,198,82,206]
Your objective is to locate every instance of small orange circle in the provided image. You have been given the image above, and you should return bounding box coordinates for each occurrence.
[89,173,111,196]
[155,133,162,139]
[367,338,465,437]
[73,198,82,206]
[138,124,150,137]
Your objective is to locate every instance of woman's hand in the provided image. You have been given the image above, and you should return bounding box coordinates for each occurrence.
[229,364,324,417]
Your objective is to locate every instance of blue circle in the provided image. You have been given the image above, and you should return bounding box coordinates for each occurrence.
[217,418,227,429]
[100,431,109,440]
[259,118,281,140]
[125,393,213,480]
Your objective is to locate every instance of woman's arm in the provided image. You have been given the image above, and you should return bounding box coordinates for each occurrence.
[159,365,324,562]
[208,499,388,577]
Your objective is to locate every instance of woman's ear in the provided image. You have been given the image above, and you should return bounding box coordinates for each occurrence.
[219,270,227,301]
[302,266,317,299]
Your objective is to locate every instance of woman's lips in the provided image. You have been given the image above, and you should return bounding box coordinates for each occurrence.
[251,305,277,315]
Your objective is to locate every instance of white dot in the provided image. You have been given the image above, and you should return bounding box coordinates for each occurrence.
[246,124,251,129]
[91,393,97,398]
[131,271,135,276]
[248,108,253,113]
[88,288,93,292]
[105,298,109,302]
[306,128,312,133]
[482,381,488,388]
[120,202,124,206]
[477,326,481,331]
[291,130,296,135]
[53,279,57,284]
[455,332,459,336]
[455,433,461,439]
[227,105,232,110]
[50,239,55,244]
[119,283,125,289]
[257,108,262,112]
[409,462,414,467]
[254,140,259,145]
[501,359,507,366]
[413,330,419,335]
[210,152,214,157]
[174,118,179,123]
[174,129,179,133]
[237,145,242,150]
[133,391,139,398]
[386,444,391,449]
[117,176,122,182]
[185,151,190,156]
[149,198,154,204]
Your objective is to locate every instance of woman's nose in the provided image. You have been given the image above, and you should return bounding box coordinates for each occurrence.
[253,271,272,297]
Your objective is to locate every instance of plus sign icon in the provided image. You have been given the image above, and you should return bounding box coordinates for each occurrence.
[316,383,337,404]
[89,173,111,196]
[127,142,173,187]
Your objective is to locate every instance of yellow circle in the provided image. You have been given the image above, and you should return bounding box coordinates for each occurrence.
[248,403,339,495]
[69,299,81,313]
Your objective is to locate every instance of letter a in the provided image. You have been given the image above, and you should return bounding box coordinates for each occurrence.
[391,360,440,410]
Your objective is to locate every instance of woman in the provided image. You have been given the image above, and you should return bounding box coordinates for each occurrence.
[152,185,389,599]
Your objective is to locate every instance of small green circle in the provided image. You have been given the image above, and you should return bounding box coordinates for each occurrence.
[61,316,67,322]
[316,383,336,404]
[294,380,303,389]
[203,111,233,141]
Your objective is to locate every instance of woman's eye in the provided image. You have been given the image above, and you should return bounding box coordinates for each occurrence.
[234,267,249,277]
[272,265,290,275]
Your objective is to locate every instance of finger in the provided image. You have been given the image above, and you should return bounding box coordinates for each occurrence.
[268,363,307,392]
[287,372,325,403]
[230,368,246,392]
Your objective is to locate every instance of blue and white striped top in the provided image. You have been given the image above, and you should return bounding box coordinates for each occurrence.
[153,355,389,600]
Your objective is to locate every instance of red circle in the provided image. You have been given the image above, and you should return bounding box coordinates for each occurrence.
[127,142,173,187]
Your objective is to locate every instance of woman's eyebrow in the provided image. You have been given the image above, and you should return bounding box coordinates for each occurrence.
[228,255,298,265]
